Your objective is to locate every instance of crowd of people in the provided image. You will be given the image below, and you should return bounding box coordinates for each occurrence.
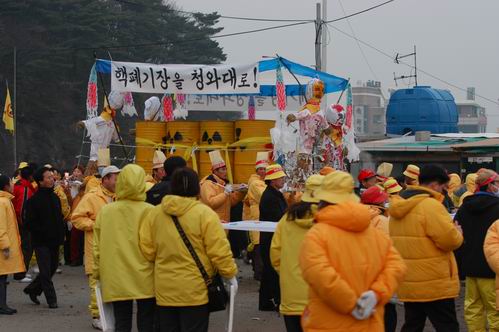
[1,151,499,332]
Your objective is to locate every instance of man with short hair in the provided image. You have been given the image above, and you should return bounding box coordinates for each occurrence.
[71,165,120,331]
[146,156,187,206]
[455,169,499,331]
[355,169,377,196]
[389,165,463,332]
[23,167,65,309]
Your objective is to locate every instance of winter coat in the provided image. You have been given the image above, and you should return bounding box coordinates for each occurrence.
[484,220,499,309]
[200,174,245,223]
[54,185,71,220]
[25,187,66,248]
[139,195,238,307]
[71,185,114,275]
[93,165,154,302]
[270,211,314,315]
[459,174,477,207]
[146,175,172,206]
[366,205,389,235]
[12,178,36,224]
[389,186,463,302]
[299,202,406,332]
[242,174,266,246]
[0,191,25,275]
[455,192,499,278]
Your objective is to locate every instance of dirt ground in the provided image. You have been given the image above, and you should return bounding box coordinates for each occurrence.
[0,259,467,332]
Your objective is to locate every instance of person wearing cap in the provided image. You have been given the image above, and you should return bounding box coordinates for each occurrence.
[93,165,155,331]
[71,165,121,330]
[23,167,66,309]
[200,150,245,223]
[146,156,187,206]
[383,178,403,197]
[258,164,288,311]
[151,150,167,183]
[319,166,335,176]
[242,152,270,281]
[270,174,323,332]
[12,164,36,283]
[356,169,377,196]
[454,169,499,331]
[376,162,393,185]
[389,165,463,331]
[299,171,406,332]
[458,173,478,207]
[403,164,420,187]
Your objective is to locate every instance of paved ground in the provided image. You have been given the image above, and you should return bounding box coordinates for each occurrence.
[0,259,467,331]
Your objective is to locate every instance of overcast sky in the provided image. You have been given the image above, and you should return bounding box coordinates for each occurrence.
[177,0,499,130]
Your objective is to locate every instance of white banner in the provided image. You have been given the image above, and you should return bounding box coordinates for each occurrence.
[111,61,259,94]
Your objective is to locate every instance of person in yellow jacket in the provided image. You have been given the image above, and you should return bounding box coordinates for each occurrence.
[93,165,155,331]
[0,175,25,315]
[200,150,245,223]
[243,152,269,280]
[299,171,406,332]
[389,165,463,331]
[403,164,420,187]
[139,167,238,331]
[458,173,477,207]
[383,178,403,197]
[270,174,323,332]
[71,165,120,331]
[484,220,499,315]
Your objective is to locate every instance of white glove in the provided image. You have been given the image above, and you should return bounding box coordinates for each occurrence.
[224,184,233,195]
[352,290,377,320]
[224,276,238,295]
[67,221,73,231]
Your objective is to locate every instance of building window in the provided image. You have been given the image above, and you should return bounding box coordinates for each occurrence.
[373,115,383,124]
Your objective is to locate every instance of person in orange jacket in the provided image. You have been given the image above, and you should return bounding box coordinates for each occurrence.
[299,171,406,332]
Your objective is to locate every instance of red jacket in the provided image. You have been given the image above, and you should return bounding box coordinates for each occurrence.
[12,178,36,224]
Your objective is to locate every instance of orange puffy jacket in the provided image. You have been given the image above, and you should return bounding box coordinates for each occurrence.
[299,202,406,332]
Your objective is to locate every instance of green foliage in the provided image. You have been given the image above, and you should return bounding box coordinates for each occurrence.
[0,0,225,172]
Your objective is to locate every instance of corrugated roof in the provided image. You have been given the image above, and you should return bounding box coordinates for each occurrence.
[451,138,499,149]
[358,135,484,152]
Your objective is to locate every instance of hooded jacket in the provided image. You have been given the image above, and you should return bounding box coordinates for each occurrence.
[139,195,237,306]
[389,186,463,302]
[299,202,406,332]
[12,178,36,224]
[93,165,154,302]
[200,174,245,223]
[366,205,389,235]
[484,220,499,308]
[146,174,172,206]
[25,187,66,248]
[459,174,477,207]
[270,210,314,315]
[71,185,114,275]
[0,191,25,275]
[243,174,266,246]
[455,192,499,278]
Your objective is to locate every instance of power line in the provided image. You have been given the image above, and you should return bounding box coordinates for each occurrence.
[325,0,395,23]
[326,22,499,107]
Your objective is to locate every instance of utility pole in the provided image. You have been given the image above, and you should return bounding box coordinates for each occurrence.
[13,47,17,169]
[321,0,328,108]
[315,2,322,71]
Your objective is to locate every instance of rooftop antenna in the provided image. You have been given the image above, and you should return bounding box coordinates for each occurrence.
[394,45,417,86]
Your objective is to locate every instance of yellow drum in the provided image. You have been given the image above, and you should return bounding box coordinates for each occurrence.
[165,121,200,169]
[199,121,234,180]
[135,121,166,174]
[233,120,274,184]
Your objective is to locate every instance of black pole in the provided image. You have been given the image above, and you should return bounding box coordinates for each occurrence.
[335,78,350,104]
[93,52,129,162]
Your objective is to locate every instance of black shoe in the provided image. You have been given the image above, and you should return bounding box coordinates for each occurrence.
[23,289,40,305]
[5,307,17,314]
[0,308,14,315]
[48,303,58,309]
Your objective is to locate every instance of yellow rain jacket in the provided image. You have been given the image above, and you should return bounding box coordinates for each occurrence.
[270,211,314,316]
[389,186,463,302]
[484,220,499,309]
[200,174,245,223]
[459,173,477,207]
[139,195,238,307]
[0,191,25,275]
[243,174,266,246]
[54,185,71,220]
[93,165,154,302]
[71,185,114,275]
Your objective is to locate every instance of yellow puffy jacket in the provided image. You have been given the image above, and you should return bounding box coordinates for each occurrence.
[139,195,238,307]
[54,185,71,220]
[389,185,463,302]
[200,174,244,223]
[71,185,114,275]
[0,191,25,276]
[243,174,266,246]
[459,173,477,207]
[484,220,499,309]
[93,165,154,302]
[366,205,389,235]
[270,211,314,316]
[299,202,406,332]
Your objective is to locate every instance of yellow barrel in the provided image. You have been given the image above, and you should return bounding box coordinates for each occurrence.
[166,121,200,169]
[135,121,167,174]
[199,121,234,179]
[233,120,275,184]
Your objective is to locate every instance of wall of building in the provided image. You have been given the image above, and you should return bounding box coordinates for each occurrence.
[352,84,387,139]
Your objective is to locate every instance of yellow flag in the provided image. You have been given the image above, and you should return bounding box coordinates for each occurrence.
[3,87,14,133]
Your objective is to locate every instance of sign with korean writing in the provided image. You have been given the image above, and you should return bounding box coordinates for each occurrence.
[111,61,259,94]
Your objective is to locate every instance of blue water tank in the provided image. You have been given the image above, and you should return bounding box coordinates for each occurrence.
[386,86,458,135]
